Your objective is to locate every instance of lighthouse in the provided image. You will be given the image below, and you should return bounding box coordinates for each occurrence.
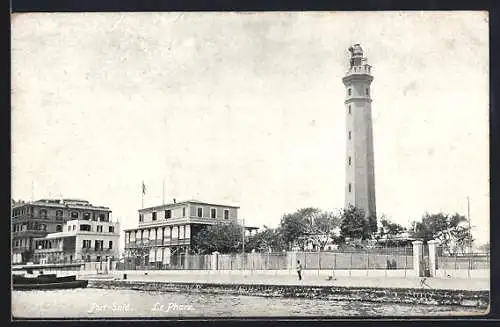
[342,44,377,232]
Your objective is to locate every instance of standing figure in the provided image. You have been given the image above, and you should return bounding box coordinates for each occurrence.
[296,260,302,281]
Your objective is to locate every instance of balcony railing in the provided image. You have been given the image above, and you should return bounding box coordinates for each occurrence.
[124,238,190,249]
[346,64,372,75]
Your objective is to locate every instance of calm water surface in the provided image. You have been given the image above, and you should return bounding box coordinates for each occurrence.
[12,288,484,318]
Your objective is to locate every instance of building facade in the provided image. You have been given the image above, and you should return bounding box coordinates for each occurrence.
[342,44,377,231]
[33,219,120,264]
[123,200,244,266]
[11,198,112,264]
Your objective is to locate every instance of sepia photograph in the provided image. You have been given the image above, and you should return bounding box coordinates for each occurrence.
[11,11,489,318]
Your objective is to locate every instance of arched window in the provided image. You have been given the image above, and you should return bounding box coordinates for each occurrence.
[40,209,47,219]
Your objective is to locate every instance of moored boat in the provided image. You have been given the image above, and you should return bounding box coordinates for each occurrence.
[13,279,88,290]
[12,267,88,290]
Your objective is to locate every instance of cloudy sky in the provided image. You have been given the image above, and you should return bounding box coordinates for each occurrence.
[11,12,489,250]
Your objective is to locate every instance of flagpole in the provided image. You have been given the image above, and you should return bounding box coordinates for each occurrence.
[467,196,471,253]
[142,181,144,209]
[162,177,165,205]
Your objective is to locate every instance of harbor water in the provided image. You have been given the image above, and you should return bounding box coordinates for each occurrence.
[12,288,485,318]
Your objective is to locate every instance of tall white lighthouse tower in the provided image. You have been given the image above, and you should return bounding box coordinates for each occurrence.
[342,44,377,230]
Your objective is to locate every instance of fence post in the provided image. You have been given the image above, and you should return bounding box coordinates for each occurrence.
[385,253,388,277]
[412,241,423,277]
[468,257,471,280]
[349,253,352,277]
[366,254,369,276]
[404,248,407,278]
[318,252,321,276]
[427,240,438,277]
[211,252,219,271]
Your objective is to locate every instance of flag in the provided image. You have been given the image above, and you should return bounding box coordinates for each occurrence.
[142,181,146,195]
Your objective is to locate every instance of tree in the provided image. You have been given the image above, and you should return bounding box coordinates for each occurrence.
[340,205,369,242]
[246,226,286,253]
[192,221,244,254]
[410,212,471,255]
[379,216,406,239]
[280,210,311,250]
[309,211,341,251]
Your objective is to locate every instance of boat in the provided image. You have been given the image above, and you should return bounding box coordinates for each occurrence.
[12,270,88,290]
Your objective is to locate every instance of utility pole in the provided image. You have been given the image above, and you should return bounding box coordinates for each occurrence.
[162,177,165,205]
[467,196,472,253]
[242,217,245,254]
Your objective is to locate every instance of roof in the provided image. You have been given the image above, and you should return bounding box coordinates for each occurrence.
[34,231,77,240]
[138,199,240,212]
[12,198,111,211]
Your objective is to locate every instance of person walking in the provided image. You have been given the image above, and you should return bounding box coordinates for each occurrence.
[296,260,302,280]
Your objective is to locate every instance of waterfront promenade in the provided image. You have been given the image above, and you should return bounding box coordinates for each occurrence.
[81,270,489,291]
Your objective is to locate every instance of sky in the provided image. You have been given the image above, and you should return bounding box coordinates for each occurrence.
[11,12,489,251]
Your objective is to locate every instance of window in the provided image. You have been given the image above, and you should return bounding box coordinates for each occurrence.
[82,240,91,248]
[73,225,76,231]
[97,225,103,232]
[348,131,351,140]
[95,240,104,251]
[40,209,47,219]
[139,214,143,222]
[108,241,113,249]
[365,88,369,96]
[71,211,79,219]
[56,210,63,220]
[83,212,91,220]
[348,88,352,96]
[348,105,351,115]
[96,256,101,262]
[348,156,351,165]
[80,224,91,231]
[224,209,229,220]
[109,226,114,233]
[197,208,203,218]
[99,213,106,221]
[165,210,171,219]
[68,225,71,231]
[41,224,47,231]
[56,225,62,232]
[348,183,352,193]
[211,208,216,219]
[152,212,157,221]
[182,207,186,217]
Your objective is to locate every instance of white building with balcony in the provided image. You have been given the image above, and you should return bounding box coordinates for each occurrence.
[33,219,120,264]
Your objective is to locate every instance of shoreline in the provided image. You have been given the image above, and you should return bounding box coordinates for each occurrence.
[87,278,490,310]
